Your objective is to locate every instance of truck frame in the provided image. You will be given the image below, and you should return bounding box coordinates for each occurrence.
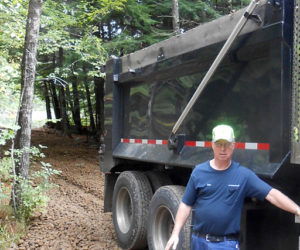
[101,0,300,249]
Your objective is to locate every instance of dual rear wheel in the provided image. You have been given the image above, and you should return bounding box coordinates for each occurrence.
[112,171,191,250]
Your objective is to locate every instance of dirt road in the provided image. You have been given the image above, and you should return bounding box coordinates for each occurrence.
[10,129,121,250]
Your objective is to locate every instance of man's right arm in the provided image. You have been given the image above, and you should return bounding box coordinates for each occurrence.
[164,202,192,250]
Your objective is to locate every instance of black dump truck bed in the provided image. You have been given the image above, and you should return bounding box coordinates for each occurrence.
[102,0,300,249]
[104,0,292,178]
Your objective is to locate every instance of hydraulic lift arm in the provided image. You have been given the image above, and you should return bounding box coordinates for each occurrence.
[168,0,263,152]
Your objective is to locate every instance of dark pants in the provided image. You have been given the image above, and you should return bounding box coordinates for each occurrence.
[191,234,240,250]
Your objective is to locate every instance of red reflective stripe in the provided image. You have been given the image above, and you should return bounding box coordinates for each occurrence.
[162,140,168,145]
[235,142,245,149]
[257,143,270,150]
[148,139,156,144]
[121,138,270,150]
[185,141,196,147]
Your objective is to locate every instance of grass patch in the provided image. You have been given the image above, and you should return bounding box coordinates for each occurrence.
[0,205,26,249]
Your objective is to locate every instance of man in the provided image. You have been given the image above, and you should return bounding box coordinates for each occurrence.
[165,124,300,250]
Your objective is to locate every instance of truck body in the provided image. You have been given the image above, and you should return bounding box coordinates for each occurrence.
[101,0,300,249]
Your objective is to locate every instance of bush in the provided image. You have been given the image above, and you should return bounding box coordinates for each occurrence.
[0,127,61,247]
[0,128,61,222]
[15,161,61,221]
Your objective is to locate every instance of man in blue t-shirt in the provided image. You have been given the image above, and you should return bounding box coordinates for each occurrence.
[165,125,300,250]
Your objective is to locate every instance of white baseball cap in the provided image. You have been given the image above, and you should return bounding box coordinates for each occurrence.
[212,125,235,143]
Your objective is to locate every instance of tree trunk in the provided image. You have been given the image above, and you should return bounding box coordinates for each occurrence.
[58,85,72,137]
[65,85,75,121]
[14,0,42,208]
[172,0,180,35]
[15,0,42,177]
[107,21,112,40]
[50,83,61,119]
[58,47,72,137]
[83,65,96,134]
[43,80,52,120]
[99,21,105,40]
[50,52,61,122]
[94,76,105,142]
[72,74,82,134]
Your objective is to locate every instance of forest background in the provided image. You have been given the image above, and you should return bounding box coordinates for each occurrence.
[0,0,250,134]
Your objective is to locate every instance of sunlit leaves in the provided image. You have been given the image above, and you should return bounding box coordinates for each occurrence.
[77,34,106,63]
[0,57,20,127]
[0,0,27,116]
[0,0,28,58]
[78,0,127,24]
[38,0,77,55]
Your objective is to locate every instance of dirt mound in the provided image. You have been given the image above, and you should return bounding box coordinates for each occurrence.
[9,129,121,250]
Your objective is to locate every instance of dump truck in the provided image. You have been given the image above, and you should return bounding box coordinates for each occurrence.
[100,0,300,249]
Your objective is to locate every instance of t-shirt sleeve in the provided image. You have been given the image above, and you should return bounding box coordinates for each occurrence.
[245,170,272,200]
[182,174,197,206]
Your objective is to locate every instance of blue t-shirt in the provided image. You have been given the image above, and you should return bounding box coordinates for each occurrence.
[182,160,272,235]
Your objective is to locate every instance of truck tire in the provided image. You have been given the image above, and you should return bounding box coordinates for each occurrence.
[147,185,191,250]
[145,171,173,192]
[112,171,153,249]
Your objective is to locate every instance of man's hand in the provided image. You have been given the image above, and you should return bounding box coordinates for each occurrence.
[164,202,192,250]
[165,234,179,250]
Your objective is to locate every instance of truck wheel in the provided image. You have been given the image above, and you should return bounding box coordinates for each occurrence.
[145,171,173,192]
[112,171,153,249]
[147,185,191,250]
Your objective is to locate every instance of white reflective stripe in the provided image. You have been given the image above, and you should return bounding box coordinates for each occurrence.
[121,138,269,150]
[196,141,205,147]
[156,140,163,145]
[245,143,258,150]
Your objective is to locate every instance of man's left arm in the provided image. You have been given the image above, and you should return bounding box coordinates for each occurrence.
[266,188,300,217]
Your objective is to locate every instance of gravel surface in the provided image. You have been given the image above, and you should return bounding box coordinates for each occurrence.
[9,129,121,250]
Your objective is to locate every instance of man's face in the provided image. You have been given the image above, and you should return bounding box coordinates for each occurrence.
[212,139,235,162]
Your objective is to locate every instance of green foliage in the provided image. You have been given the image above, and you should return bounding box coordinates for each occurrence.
[0,54,21,129]
[0,1,25,128]
[0,130,61,222]
[0,0,27,60]
[0,156,11,178]
[78,0,127,22]
[0,0,252,131]
[178,0,221,30]
[18,148,60,221]
[0,128,17,146]
[16,163,60,222]
[76,34,106,63]
[38,0,77,55]
[101,0,168,54]
[100,0,251,55]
